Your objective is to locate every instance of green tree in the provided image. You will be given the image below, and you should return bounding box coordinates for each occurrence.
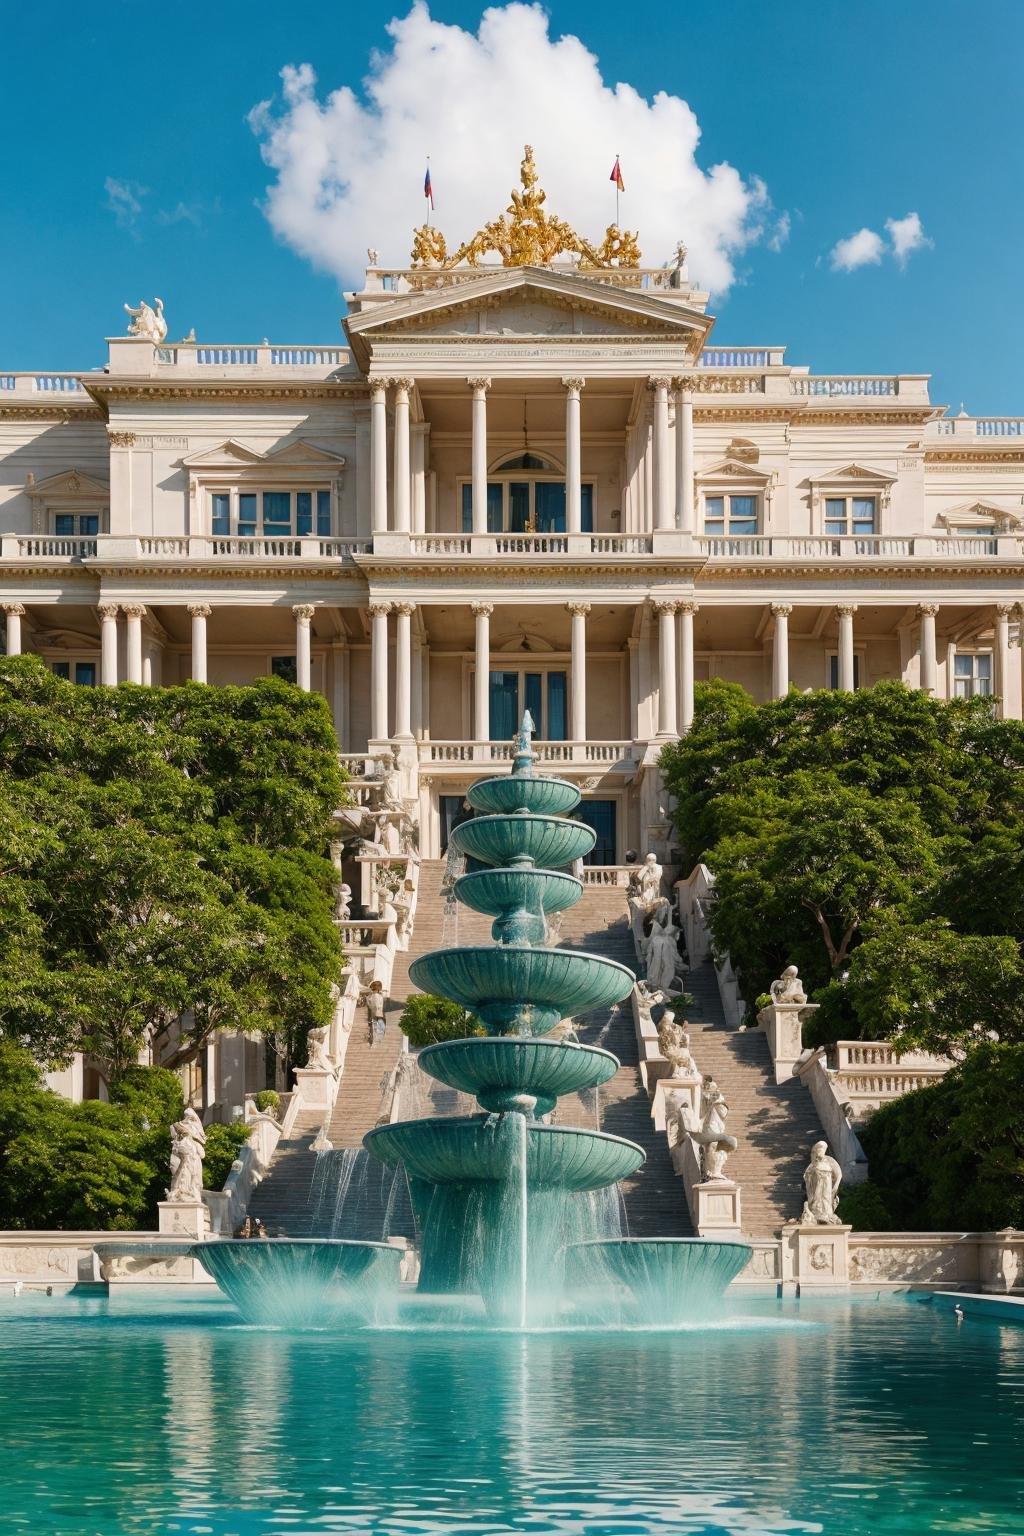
[399,995,484,1050]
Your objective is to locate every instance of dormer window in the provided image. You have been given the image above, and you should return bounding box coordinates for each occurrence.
[825,496,877,536]
[703,494,759,536]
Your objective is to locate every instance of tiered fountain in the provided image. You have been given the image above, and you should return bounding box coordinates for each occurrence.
[195,714,749,1326]
[364,714,751,1324]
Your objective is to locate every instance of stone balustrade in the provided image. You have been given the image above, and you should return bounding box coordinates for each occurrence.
[421,739,636,769]
[0,373,87,397]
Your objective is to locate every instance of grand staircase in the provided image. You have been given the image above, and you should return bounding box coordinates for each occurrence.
[250,859,818,1243]
[681,960,827,1233]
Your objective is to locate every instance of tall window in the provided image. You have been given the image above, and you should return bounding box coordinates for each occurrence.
[51,661,97,685]
[475,669,568,739]
[703,495,759,536]
[825,496,876,536]
[953,653,992,699]
[54,513,99,537]
[827,654,861,690]
[211,490,331,538]
[461,455,594,534]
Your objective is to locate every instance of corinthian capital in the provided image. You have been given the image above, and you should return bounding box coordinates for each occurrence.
[471,601,494,618]
[292,604,316,624]
[565,602,592,617]
[367,603,392,619]
[561,377,586,394]
[467,377,492,394]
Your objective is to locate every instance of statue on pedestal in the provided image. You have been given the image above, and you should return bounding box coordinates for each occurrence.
[692,1079,738,1182]
[306,1024,334,1073]
[801,1140,843,1225]
[637,852,663,908]
[770,965,807,1005]
[658,1008,696,1077]
[167,1107,206,1203]
[643,903,682,994]
[123,297,168,343]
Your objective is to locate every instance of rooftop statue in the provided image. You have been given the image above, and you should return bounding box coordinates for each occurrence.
[124,297,167,343]
[410,145,641,272]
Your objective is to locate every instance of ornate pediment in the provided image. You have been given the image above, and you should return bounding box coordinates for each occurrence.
[24,468,108,500]
[937,498,1022,531]
[182,438,346,471]
[696,456,773,483]
[806,461,896,488]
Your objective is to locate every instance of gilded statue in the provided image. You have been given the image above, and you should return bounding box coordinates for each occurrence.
[410,146,641,272]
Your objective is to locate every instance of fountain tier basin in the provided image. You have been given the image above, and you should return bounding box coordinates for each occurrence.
[364,1117,645,1190]
[192,1238,403,1328]
[564,1237,753,1325]
[417,1036,619,1115]
[466,774,581,818]
[451,813,595,870]
[454,866,582,945]
[408,945,635,1036]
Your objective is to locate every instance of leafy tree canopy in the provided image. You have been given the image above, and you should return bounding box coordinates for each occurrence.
[399,994,484,1050]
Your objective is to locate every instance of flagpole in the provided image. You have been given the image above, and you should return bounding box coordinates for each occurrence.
[426,155,431,228]
[615,151,620,227]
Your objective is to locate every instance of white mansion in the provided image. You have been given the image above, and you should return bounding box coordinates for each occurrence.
[3,152,1022,879]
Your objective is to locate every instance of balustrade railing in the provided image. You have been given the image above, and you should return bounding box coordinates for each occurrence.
[408,532,654,557]
[13,535,97,558]
[699,347,783,368]
[790,375,898,396]
[0,373,87,396]
[422,740,635,767]
[697,534,1005,560]
[154,343,346,372]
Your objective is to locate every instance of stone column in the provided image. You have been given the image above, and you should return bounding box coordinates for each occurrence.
[187,603,211,684]
[393,602,415,739]
[675,379,695,534]
[370,379,389,535]
[651,377,673,532]
[563,378,585,535]
[392,379,413,534]
[918,603,938,695]
[293,604,314,692]
[679,600,698,732]
[472,601,493,742]
[838,603,858,692]
[996,603,1013,717]
[771,602,792,698]
[124,604,145,684]
[98,604,119,685]
[2,603,24,657]
[653,601,679,737]
[369,603,391,739]
[567,602,590,739]
[469,379,491,536]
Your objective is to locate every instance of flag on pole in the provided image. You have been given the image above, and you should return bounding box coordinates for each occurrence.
[610,156,625,193]
[424,164,434,209]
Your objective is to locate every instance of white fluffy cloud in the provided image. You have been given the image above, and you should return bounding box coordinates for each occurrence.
[830,211,931,273]
[885,211,931,267]
[105,176,148,230]
[248,2,776,295]
[829,226,885,272]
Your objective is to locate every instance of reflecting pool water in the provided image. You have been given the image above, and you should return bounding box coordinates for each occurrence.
[2,1291,1024,1535]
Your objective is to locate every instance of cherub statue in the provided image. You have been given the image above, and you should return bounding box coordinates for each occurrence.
[167,1107,206,1202]
[124,297,167,343]
[801,1140,843,1225]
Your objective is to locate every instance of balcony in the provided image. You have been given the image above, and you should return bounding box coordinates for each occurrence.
[406,532,653,559]
[420,740,638,772]
[697,534,1017,561]
[0,534,372,565]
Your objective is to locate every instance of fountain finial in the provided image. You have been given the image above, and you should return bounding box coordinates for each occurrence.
[511,710,537,777]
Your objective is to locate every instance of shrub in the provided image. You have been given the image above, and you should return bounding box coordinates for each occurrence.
[399,994,484,1050]
[836,1181,896,1231]
[202,1120,252,1190]
[254,1089,281,1116]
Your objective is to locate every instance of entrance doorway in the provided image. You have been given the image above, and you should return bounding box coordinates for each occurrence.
[575,800,617,864]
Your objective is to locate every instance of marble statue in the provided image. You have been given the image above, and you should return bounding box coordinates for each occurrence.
[336,883,352,922]
[692,1079,738,1182]
[643,904,682,994]
[770,965,807,1006]
[306,1024,334,1072]
[658,1008,696,1078]
[637,852,663,909]
[167,1107,206,1203]
[124,297,167,343]
[375,748,403,811]
[801,1140,843,1225]
[367,247,380,266]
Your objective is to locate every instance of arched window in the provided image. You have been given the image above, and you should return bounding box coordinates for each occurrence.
[461,454,593,534]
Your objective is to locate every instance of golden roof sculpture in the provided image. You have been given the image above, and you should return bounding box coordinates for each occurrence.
[410,145,641,271]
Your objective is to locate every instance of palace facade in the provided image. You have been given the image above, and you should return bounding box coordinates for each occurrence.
[3,158,1023,879]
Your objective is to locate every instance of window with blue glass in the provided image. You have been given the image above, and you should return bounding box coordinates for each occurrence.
[574,800,617,864]
[825,496,876,536]
[51,661,96,685]
[462,478,594,533]
[211,489,332,537]
[476,668,568,739]
[54,513,99,537]
[703,494,759,536]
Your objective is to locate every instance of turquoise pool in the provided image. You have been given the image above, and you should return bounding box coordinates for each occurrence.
[2,1291,1023,1535]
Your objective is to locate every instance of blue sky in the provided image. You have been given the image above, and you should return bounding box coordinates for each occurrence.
[3,0,1023,412]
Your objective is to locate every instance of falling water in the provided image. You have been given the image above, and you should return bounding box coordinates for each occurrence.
[309,1148,414,1242]
[439,843,467,948]
[516,1112,528,1330]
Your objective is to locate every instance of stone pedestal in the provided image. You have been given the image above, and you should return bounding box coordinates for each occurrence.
[786,1223,851,1288]
[653,1074,702,1132]
[157,1200,211,1239]
[694,1180,742,1237]
[758,1002,817,1083]
[293,1067,336,1111]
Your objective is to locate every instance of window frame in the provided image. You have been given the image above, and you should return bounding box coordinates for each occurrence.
[468,663,570,740]
[458,473,596,534]
[825,651,864,691]
[952,650,993,700]
[823,494,878,538]
[209,487,333,540]
[701,491,762,538]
